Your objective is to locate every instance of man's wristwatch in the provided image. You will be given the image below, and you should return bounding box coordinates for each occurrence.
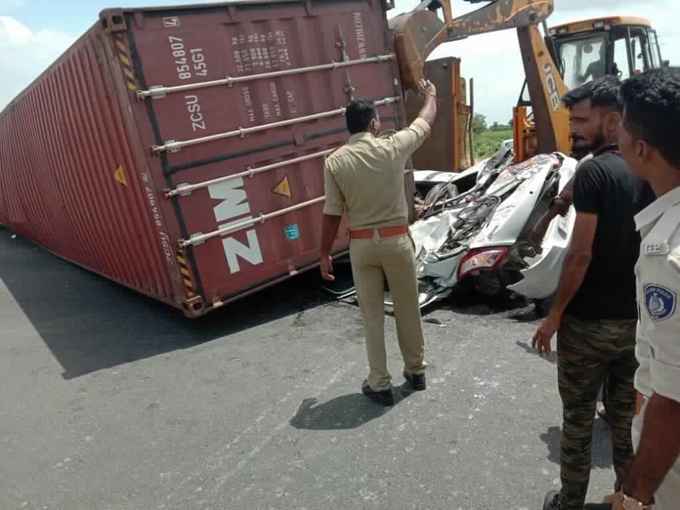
[623,493,654,510]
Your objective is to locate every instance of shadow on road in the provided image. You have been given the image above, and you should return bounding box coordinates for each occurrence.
[540,418,614,468]
[509,306,542,323]
[445,288,536,319]
[290,385,414,430]
[0,230,330,380]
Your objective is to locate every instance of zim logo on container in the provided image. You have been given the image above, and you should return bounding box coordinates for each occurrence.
[208,178,264,275]
[644,284,677,321]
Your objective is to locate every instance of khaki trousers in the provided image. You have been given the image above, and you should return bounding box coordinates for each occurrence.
[349,233,426,391]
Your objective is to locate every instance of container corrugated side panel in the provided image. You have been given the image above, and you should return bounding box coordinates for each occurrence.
[0,25,178,306]
[125,0,405,309]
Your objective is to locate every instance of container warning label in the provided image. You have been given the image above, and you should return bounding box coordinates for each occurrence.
[272,176,291,199]
[114,165,128,187]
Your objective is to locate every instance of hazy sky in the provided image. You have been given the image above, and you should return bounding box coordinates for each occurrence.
[1,0,678,122]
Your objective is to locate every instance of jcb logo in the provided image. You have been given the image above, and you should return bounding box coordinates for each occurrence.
[543,63,561,112]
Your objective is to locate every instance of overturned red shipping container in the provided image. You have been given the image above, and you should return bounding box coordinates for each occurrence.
[0,0,407,317]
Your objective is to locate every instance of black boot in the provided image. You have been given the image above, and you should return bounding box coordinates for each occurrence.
[403,372,426,391]
[542,490,560,510]
[361,380,394,406]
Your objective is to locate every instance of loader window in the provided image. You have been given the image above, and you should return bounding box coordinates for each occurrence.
[649,31,662,68]
[613,38,631,80]
[559,35,607,89]
[630,30,653,74]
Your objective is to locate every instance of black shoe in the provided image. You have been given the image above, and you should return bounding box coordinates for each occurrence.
[403,372,426,391]
[361,380,394,406]
[542,490,560,510]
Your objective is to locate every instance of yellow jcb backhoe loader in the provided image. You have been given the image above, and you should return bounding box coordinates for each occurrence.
[391,0,665,165]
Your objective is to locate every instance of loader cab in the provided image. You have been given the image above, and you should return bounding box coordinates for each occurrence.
[549,17,664,90]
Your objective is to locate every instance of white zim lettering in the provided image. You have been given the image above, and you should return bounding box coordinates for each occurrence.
[208,178,264,274]
[209,178,250,222]
[222,231,263,274]
[184,95,206,131]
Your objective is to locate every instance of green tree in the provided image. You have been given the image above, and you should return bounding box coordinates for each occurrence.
[472,113,487,133]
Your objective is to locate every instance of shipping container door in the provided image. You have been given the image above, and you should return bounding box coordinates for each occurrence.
[125,0,404,305]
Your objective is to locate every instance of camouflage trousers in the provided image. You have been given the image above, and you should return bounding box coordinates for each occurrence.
[557,315,638,510]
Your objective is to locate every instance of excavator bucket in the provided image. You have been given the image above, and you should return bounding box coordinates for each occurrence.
[391,0,553,91]
[389,8,445,91]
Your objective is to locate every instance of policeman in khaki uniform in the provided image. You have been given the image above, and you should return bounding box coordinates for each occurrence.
[320,79,437,406]
[610,67,680,510]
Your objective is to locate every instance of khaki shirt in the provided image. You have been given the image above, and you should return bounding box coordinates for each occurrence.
[322,118,431,229]
[633,186,680,402]
[633,187,680,507]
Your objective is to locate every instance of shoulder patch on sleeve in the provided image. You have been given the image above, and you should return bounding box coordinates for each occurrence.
[644,284,677,321]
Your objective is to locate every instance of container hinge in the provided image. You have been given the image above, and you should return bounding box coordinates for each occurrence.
[183,295,205,315]
[184,233,206,247]
[143,85,167,100]
[159,140,181,154]
[173,183,193,197]
[101,9,128,33]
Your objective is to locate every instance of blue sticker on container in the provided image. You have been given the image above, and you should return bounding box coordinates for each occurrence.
[645,284,677,321]
[284,224,300,241]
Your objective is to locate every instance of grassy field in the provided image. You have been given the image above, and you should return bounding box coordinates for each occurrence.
[473,128,513,160]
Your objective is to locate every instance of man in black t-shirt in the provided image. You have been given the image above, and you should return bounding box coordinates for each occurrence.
[532,77,655,510]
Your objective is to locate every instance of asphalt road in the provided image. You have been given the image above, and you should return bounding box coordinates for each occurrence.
[0,228,616,510]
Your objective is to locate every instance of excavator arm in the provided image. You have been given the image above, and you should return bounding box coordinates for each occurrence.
[393,0,570,158]
[515,21,570,156]
[425,0,553,53]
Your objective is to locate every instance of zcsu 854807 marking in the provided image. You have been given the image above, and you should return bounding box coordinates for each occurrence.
[184,95,206,132]
[168,36,208,81]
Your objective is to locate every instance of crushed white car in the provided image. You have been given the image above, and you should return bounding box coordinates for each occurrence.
[391,144,577,309]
